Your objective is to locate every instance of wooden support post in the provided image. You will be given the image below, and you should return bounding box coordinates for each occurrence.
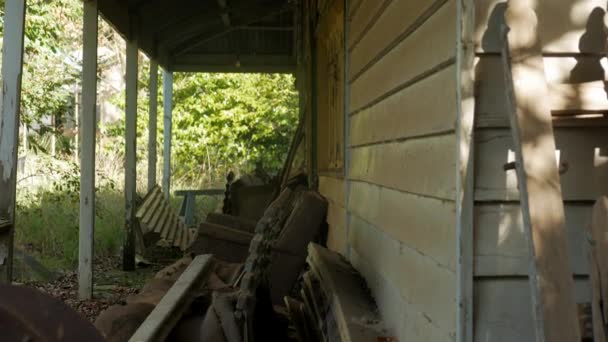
[74,90,80,164]
[502,2,580,341]
[0,0,27,283]
[162,70,173,201]
[123,37,138,271]
[148,60,158,192]
[456,0,475,341]
[78,0,98,300]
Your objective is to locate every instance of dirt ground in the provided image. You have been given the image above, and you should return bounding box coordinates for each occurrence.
[22,248,181,322]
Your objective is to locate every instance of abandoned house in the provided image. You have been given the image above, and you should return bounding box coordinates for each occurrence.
[1,0,608,341]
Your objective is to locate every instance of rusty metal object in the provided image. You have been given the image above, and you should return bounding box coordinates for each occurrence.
[0,284,104,341]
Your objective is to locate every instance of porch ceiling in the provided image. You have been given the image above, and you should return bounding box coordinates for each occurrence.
[98,0,296,73]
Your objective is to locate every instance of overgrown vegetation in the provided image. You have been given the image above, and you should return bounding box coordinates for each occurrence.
[7,0,299,273]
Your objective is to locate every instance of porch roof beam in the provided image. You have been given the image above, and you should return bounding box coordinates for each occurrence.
[155,1,267,52]
[171,5,291,56]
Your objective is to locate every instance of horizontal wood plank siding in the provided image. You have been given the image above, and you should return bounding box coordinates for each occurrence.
[474,203,591,276]
[349,0,445,78]
[350,65,456,147]
[349,216,456,338]
[351,249,454,342]
[349,0,456,112]
[475,0,607,54]
[349,133,456,200]
[475,128,608,201]
[474,278,591,342]
[349,181,456,270]
[344,0,459,340]
[347,0,388,50]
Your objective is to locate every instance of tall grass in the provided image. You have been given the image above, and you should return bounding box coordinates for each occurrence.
[14,151,225,271]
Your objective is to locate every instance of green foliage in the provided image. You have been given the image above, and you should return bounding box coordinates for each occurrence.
[172,73,298,182]
[105,71,299,185]
[0,0,81,142]
[8,0,300,271]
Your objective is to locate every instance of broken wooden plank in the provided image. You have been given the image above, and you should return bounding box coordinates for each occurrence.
[502,2,581,340]
[307,243,385,342]
[129,254,214,342]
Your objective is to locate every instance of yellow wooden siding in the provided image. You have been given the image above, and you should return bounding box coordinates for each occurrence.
[349,134,456,200]
[349,0,443,78]
[349,216,456,339]
[350,64,456,147]
[349,181,456,270]
[349,0,456,112]
[345,0,459,340]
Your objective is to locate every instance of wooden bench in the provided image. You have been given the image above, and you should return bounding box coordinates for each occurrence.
[136,186,195,251]
[174,189,224,226]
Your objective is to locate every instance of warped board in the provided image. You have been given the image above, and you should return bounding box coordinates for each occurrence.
[475,128,608,201]
[349,64,456,147]
[474,278,591,342]
[474,203,591,276]
[475,0,608,54]
[349,0,456,112]
[307,243,387,342]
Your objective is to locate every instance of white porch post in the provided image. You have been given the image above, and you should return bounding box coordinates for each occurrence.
[148,60,158,191]
[123,37,138,271]
[0,0,27,283]
[162,70,173,200]
[78,0,98,299]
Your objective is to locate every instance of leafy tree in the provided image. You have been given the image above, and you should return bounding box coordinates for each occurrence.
[171,72,299,183]
[0,0,82,153]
